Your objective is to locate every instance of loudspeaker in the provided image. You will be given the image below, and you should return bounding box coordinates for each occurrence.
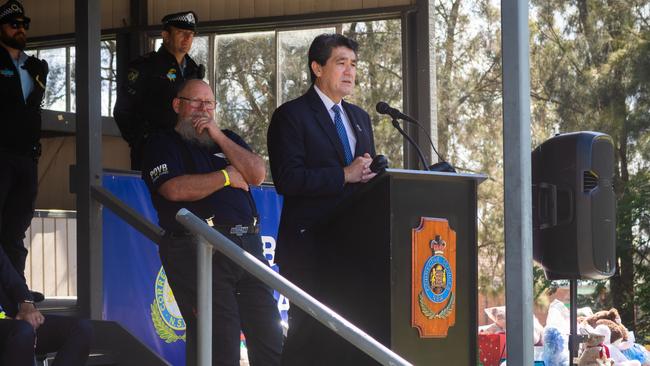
[532,131,616,280]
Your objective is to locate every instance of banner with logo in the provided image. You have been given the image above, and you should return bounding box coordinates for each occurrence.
[102,172,286,366]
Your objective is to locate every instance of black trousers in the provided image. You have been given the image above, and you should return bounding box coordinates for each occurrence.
[0,315,92,366]
[280,270,379,366]
[160,232,283,366]
[0,153,38,280]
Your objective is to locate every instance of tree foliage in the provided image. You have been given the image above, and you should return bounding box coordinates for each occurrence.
[436,0,650,339]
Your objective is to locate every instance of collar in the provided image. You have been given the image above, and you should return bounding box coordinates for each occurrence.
[314,84,344,113]
[157,45,189,67]
[15,51,28,64]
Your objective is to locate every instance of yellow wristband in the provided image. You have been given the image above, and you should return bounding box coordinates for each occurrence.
[221,169,230,187]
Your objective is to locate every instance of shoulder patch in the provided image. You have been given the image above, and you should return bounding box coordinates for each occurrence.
[127,68,139,83]
[0,68,15,77]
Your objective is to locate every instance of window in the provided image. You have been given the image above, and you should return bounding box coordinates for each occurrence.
[27,40,117,117]
[153,19,404,179]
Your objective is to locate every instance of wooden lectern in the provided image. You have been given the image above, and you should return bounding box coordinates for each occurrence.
[313,169,486,365]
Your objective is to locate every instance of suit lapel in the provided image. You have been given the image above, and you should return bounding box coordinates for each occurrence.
[306,87,347,165]
[342,101,367,157]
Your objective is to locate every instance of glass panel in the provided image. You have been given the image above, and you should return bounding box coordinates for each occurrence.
[69,47,76,113]
[278,27,335,105]
[38,47,68,112]
[101,40,117,116]
[189,36,209,82]
[342,20,404,168]
[214,31,276,177]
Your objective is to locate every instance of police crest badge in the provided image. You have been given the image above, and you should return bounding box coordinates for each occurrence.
[166,68,177,81]
[412,217,456,338]
[150,266,186,343]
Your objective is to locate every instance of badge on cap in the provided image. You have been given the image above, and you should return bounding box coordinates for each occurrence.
[161,10,197,31]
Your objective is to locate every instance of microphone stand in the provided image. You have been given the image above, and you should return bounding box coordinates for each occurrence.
[391,118,430,171]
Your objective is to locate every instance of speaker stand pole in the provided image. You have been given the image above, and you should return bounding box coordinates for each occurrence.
[569,278,578,365]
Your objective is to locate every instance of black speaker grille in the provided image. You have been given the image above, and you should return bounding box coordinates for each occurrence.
[583,170,598,192]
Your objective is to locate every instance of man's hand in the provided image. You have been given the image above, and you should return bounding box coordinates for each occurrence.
[343,153,377,184]
[225,165,249,191]
[192,115,223,142]
[16,303,45,330]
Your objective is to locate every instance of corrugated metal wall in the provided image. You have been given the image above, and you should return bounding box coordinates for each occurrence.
[37,136,130,210]
[23,0,412,38]
[148,0,411,23]
[23,0,130,37]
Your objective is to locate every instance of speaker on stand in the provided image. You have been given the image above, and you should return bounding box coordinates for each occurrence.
[532,131,616,364]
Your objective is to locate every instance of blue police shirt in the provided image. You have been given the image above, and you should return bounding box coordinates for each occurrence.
[142,129,257,233]
[14,52,34,103]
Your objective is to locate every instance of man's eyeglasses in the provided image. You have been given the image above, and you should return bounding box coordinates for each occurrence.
[177,97,216,110]
[7,19,30,30]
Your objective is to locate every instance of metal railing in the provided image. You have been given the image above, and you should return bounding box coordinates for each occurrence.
[176,208,413,366]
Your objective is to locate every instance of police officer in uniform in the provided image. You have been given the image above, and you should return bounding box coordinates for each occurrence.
[114,10,205,170]
[0,0,48,302]
[142,80,283,366]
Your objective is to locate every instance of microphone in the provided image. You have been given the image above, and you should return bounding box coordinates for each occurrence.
[375,102,456,173]
[376,101,418,124]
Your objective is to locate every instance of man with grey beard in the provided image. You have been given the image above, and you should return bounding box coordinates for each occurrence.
[141,80,283,366]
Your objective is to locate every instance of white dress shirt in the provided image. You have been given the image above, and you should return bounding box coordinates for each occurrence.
[314,85,357,156]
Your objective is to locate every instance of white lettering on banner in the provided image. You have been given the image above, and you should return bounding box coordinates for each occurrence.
[277,294,290,312]
[149,164,169,183]
[261,235,276,266]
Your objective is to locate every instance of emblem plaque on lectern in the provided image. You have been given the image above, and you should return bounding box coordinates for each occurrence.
[412,217,457,338]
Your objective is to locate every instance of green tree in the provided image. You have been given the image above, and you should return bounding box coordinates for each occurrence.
[529,0,650,334]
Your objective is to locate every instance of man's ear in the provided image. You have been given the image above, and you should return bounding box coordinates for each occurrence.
[161,30,170,44]
[310,61,322,79]
[172,97,181,114]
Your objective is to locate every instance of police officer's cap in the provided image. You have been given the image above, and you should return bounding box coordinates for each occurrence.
[162,11,197,32]
[0,0,30,24]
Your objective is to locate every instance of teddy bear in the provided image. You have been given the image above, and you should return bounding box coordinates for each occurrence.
[581,308,628,342]
[576,327,613,366]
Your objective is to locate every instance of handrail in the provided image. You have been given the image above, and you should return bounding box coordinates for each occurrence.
[175,208,413,366]
[91,185,165,244]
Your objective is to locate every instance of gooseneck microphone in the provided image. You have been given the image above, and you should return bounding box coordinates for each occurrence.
[376,102,429,171]
[376,102,456,173]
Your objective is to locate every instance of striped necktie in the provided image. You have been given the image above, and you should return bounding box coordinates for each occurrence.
[332,105,353,165]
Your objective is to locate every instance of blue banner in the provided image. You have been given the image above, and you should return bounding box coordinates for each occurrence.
[102,173,285,365]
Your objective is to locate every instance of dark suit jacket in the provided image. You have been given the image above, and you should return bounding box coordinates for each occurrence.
[267,86,376,276]
[0,246,32,317]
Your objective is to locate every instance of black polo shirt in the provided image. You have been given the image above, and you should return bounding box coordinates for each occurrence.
[142,129,256,233]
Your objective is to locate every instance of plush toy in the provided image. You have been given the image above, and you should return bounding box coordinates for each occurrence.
[618,332,650,366]
[595,319,628,343]
[582,308,623,329]
[543,326,569,366]
[577,327,613,366]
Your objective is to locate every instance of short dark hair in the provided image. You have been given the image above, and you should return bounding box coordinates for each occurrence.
[308,33,359,83]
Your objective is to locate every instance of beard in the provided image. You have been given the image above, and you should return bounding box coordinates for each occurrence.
[0,30,26,50]
[176,113,216,149]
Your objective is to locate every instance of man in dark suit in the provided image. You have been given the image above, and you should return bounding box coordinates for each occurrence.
[267,33,377,365]
[0,245,92,365]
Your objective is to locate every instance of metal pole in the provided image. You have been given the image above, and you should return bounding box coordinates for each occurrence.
[501,0,534,364]
[75,0,103,320]
[197,237,213,366]
[176,209,412,366]
[569,279,578,365]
